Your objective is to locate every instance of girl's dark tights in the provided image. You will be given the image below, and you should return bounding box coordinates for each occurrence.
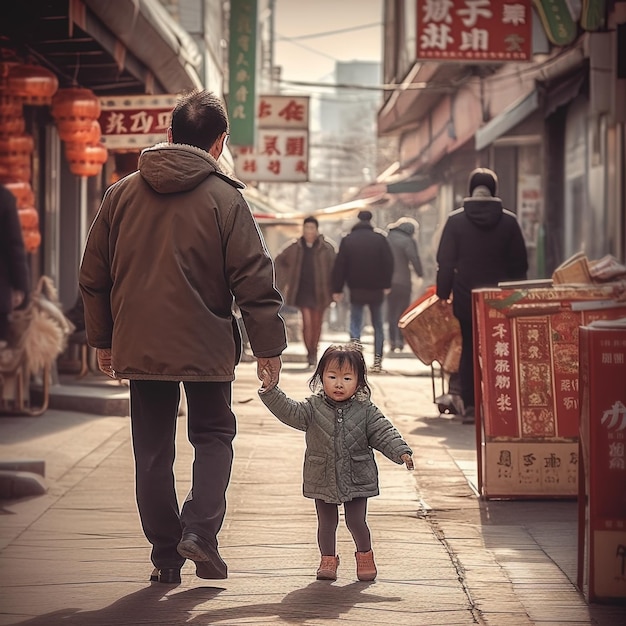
[315,497,371,555]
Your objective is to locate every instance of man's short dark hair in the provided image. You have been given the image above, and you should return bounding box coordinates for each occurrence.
[303,215,318,228]
[170,90,229,153]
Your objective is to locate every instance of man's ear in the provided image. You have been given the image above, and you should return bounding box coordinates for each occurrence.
[167,127,173,143]
[209,132,227,160]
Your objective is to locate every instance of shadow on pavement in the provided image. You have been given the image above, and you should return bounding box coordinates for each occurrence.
[11,580,399,626]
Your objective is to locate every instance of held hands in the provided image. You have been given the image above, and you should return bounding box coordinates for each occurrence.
[401,453,414,471]
[96,348,116,379]
[257,356,282,394]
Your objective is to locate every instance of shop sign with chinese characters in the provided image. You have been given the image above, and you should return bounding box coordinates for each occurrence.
[99,95,177,150]
[417,0,532,62]
[228,0,257,146]
[232,95,309,183]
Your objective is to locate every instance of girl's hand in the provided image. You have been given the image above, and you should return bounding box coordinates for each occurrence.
[401,453,414,471]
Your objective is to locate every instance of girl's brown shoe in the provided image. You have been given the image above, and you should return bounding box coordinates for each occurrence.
[316,555,340,580]
[355,550,377,581]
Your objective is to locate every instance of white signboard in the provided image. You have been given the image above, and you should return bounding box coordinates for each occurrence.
[233,95,309,182]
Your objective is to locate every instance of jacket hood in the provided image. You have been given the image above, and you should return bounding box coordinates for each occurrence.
[351,220,374,232]
[139,142,244,194]
[462,196,504,229]
[390,222,415,236]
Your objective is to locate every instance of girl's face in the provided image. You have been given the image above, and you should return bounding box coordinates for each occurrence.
[322,359,358,402]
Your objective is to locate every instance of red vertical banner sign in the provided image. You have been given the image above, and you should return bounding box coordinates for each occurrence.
[417,0,532,62]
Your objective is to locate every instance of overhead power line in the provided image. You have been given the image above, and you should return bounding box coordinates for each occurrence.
[276,22,381,41]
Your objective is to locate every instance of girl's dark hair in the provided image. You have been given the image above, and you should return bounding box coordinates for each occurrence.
[308,344,371,396]
[170,89,229,153]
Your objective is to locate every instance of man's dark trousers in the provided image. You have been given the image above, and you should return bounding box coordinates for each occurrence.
[129,379,236,570]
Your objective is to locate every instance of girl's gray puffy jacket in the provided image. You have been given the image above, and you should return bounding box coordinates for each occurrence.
[259,386,413,504]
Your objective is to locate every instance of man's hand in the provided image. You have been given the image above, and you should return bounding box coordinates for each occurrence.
[401,453,414,471]
[97,348,116,379]
[257,356,282,393]
[332,292,343,303]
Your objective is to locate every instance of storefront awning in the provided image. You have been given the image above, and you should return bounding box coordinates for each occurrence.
[475,90,539,151]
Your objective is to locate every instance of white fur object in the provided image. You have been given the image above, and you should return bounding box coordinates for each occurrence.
[20,276,75,375]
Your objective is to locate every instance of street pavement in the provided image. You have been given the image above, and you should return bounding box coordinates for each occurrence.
[1,330,625,625]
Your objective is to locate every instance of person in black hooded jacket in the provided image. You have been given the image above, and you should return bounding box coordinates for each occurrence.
[436,168,528,423]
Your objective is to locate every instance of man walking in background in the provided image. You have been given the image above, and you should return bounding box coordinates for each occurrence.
[80,90,287,584]
[274,215,336,368]
[436,168,527,424]
[332,210,394,373]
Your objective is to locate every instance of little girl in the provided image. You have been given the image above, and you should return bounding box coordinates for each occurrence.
[258,344,414,581]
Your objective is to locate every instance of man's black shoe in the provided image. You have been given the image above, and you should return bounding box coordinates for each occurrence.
[177,532,228,579]
[149,567,181,584]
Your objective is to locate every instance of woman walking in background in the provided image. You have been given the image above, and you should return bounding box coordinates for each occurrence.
[385,217,423,353]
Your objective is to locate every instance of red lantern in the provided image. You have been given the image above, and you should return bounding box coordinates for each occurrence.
[0,134,34,165]
[4,181,34,208]
[0,114,25,136]
[51,88,101,141]
[22,227,41,253]
[18,206,39,229]
[64,120,102,145]
[7,64,59,105]
[0,89,23,117]
[0,160,31,183]
[64,141,108,177]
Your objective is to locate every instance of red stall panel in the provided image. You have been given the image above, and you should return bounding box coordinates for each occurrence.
[473,283,626,498]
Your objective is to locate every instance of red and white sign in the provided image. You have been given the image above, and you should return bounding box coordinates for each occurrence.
[416,0,532,62]
[99,95,177,150]
[232,95,310,182]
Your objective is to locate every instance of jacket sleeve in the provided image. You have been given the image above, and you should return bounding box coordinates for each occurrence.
[435,219,456,300]
[258,386,310,431]
[381,237,394,288]
[365,403,412,464]
[331,238,347,293]
[222,195,287,358]
[408,240,423,278]
[506,219,529,281]
[79,190,115,348]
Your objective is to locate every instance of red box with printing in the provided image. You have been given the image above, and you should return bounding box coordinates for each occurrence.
[578,320,626,602]
[472,283,626,498]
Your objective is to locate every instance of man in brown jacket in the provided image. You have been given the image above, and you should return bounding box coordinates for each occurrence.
[79,90,287,585]
[274,216,336,367]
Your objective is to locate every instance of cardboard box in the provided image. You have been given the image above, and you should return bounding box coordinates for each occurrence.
[473,284,626,498]
[578,320,626,602]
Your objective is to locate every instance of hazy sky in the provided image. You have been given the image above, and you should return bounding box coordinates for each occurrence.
[273,0,383,86]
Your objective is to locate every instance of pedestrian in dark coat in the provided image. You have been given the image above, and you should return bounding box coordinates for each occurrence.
[385,217,423,352]
[274,216,336,367]
[0,185,29,348]
[80,90,287,585]
[436,168,528,423]
[331,210,394,372]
